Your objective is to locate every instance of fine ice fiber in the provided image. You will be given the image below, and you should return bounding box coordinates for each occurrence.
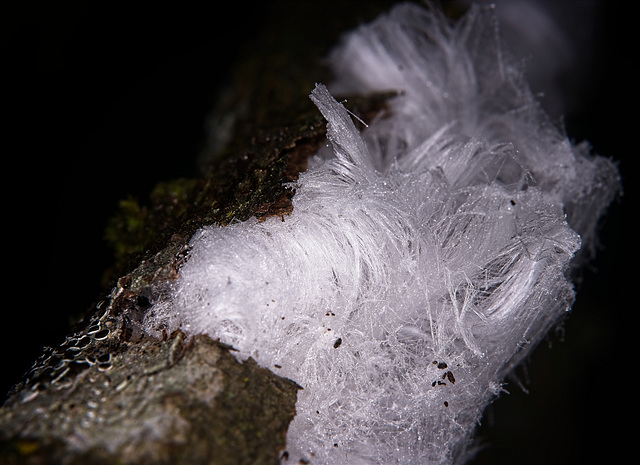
[142,3,621,464]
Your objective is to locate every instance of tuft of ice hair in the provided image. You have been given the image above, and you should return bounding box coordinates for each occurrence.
[142,3,620,464]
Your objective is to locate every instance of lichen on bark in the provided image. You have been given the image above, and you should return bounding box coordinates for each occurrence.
[0,304,301,465]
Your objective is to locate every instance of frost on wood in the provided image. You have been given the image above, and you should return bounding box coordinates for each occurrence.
[141,3,620,464]
[2,2,619,465]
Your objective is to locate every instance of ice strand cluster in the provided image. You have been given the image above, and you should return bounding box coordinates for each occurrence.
[142,3,620,464]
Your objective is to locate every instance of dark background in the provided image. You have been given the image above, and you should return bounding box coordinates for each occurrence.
[2,1,633,464]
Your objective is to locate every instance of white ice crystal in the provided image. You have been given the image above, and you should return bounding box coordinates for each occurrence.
[142,3,620,464]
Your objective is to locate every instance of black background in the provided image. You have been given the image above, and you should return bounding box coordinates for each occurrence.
[2,1,634,464]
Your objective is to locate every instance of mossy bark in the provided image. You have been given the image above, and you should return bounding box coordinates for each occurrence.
[0,3,396,464]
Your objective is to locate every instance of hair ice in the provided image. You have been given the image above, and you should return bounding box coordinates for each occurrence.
[142,3,620,464]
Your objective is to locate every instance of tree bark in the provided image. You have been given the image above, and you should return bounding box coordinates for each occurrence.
[0,3,395,463]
